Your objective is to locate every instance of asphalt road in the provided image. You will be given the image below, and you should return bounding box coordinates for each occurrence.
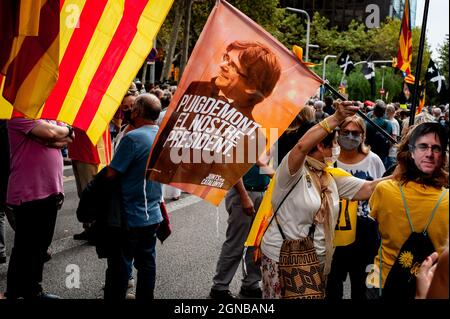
[0,166,350,299]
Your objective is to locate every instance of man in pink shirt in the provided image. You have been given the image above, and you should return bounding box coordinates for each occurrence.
[5,117,73,299]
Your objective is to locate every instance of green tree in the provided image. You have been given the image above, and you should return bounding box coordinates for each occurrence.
[437,34,449,79]
[156,0,433,103]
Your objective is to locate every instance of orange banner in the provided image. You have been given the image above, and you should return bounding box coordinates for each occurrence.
[146,0,323,206]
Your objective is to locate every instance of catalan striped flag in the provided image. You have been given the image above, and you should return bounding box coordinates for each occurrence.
[0,0,60,117]
[417,82,426,114]
[1,0,174,145]
[404,73,415,85]
[0,75,13,119]
[396,0,413,76]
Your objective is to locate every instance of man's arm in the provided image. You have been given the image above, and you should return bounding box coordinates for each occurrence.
[234,178,255,216]
[30,121,74,145]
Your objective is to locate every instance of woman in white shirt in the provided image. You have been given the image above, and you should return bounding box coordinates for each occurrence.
[260,101,388,299]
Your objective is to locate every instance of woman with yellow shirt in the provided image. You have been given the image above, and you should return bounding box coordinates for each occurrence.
[367,122,448,299]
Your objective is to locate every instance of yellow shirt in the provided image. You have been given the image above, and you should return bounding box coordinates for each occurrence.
[368,180,449,288]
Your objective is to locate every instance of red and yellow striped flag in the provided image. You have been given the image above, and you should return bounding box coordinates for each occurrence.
[405,73,415,85]
[396,0,413,75]
[1,0,174,145]
[0,0,60,117]
[417,82,426,114]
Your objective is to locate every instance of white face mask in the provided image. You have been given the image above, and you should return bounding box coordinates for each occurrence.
[324,146,341,166]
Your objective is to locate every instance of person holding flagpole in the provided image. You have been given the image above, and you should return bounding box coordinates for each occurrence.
[260,101,390,299]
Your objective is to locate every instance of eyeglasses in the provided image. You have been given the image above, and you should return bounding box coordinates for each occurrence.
[340,129,362,136]
[413,143,442,154]
[221,53,248,78]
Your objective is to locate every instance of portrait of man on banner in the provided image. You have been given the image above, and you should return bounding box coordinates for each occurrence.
[147,0,323,205]
[148,41,281,191]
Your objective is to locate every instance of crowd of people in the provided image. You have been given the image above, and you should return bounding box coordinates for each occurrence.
[0,75,448,300]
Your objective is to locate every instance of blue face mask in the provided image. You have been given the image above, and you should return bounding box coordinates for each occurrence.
[338,134,362,151]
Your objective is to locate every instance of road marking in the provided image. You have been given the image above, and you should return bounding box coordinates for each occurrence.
[50,236,84,256]
[166,195,203,212]
[63,176,75,183]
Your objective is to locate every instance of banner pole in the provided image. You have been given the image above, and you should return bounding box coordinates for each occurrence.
[409,0,430,126]
[323,81,396,144]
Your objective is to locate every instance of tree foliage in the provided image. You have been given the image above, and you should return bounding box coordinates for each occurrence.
[156,0,435,103]
[437,34,449,80]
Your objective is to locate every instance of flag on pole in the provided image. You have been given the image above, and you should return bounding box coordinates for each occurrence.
[146,0,323,206]
[403,82,411,100]
[417,82,426,114]
[395,0,413,76]
[362,56,376,98]
[0,75,13,119]
[292,45,320,68]
[404,73,415,85]
[337,52,355,76]
[1,0,174,146]
[244,174,276,251]
[0,0,60,117]
[425,59,447,94]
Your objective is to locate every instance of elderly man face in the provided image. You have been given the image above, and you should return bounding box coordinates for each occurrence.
[411,133,443,175]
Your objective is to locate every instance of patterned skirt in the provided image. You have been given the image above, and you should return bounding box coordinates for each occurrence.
[261,254,282,299]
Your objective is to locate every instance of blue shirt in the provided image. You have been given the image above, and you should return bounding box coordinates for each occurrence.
[110,125,163,228]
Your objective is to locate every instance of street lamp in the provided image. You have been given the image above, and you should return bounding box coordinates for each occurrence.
[381,65,386,99]
[286,7,312,62]
[321,55,337,100]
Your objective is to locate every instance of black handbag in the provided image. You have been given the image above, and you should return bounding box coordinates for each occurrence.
[157,201,172,243]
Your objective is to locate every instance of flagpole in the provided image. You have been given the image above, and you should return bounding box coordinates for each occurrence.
[323,82,396,144]
[409,0,430,126]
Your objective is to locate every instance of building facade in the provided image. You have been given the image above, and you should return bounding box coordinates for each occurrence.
[280,0,416,30]
[390,0,418,27]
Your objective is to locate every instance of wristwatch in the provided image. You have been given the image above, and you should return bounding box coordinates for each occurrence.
[66,125,74,138]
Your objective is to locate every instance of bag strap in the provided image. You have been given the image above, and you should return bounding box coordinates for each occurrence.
[274,166,321,240]
[399,186,415,232]
[424,188,447,233]
[400,186,448,234]
[379,237,383,297]
[266,173,303,241]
